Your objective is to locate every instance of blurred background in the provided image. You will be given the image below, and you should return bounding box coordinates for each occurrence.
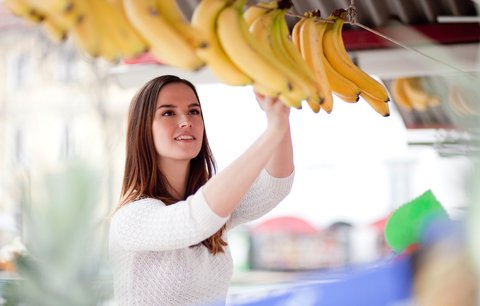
[0,0,479,305]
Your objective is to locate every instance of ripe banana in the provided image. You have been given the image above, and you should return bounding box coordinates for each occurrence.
[292,16,321,113]
[89,0,148,60]
[253,83,280,98]
[243,0,278,27]
[216,0,296,107]
[323,16,390,103]
[293,15,358,106]
[391,78,413,112]
[123,0,204,70]
[274,10,324,113]
[5,0,45,23]
[69,0,102,58]
[156,0,208,49]
[361,93,390,117]
[402,77,429,112]
[191,0,252,86]
[311,20,360,103]
[41,16,68,42]
[23,0,73,14]
[252,7,323,108]
[83,0,122,62]
[291,13,305,48]
[248,8,305,107]
[297,15,334,113]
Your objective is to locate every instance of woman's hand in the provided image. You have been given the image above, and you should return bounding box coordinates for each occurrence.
[254,92,290,134]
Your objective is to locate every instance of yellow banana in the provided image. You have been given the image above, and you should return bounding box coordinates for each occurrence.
[86,0,124,62]
[25,0,81,38]
[216,0,296,106]
[123,0,204,70]
[291,14,307,49]
[391,78,413,112]
[292,16,322,113]
[282,18,318,113]
[310,19,360,103]
[243,0,278,27]
[254,83,279,97]
[156,0,208,49]
[89,0,148,60]
[361,93,390,117]
[404,77,440,108]
[248,9,305,106]
[298,15,334,113]
[292,12,360,103]
[402,77,429,112]
[253,8,322,107]
[23,0,73,14]
[5,0,45,23]
[41,16,68,42]
[273,10,324,113]
[69,0,102,58]
[191,0,252,86]
[323,16,389,102]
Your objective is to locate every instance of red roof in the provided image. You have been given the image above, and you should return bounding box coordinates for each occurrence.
[251,216,318,235]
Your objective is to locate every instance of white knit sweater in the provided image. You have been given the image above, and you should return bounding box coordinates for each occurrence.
[109,169,294,306]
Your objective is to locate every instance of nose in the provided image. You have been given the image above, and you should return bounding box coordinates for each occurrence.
[179,118,192,128]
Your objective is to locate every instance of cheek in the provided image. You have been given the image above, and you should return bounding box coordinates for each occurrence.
[152,122,170,149]
[196,118,205,132]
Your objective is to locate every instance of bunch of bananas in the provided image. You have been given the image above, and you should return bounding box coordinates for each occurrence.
[5,0,391,116]
[5,0,149,62]
[194,0,390,115]
[391,77,440,112]
[292,9,391,116]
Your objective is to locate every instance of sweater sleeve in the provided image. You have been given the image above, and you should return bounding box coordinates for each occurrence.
[227,169,294,230]
[109,187,229,252]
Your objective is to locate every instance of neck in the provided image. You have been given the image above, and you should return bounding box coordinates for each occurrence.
[158,158,190,200]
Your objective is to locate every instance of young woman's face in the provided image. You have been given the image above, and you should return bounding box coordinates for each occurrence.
[152,82,204,163]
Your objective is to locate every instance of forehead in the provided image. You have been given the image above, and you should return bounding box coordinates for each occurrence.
[156,82,199,107]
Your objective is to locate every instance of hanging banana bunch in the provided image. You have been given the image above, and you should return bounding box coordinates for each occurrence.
[391,77,440,112]
[319,10,390,116]
[5,0,393,117]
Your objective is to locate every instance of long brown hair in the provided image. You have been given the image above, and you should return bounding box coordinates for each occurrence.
[118,75,227,254]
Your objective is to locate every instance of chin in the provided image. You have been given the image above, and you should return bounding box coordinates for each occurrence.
[178,150,201,161]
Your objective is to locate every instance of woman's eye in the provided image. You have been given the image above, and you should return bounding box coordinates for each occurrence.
[162,110,174,117]
[189,109,201,115]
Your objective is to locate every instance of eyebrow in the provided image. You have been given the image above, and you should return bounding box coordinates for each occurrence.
[157,103,200,109]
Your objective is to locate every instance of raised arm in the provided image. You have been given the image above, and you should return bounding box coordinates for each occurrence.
[202,94,291,218]
[259,93,294,179]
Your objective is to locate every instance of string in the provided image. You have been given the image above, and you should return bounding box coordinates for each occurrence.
[258,1,473,76]
[342,2,471,75]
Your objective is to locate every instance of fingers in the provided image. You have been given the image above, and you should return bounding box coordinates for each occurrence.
[254,91,265,101]
[253,89,290,115]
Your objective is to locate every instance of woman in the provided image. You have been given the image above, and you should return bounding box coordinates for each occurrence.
[109,75,294,306]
